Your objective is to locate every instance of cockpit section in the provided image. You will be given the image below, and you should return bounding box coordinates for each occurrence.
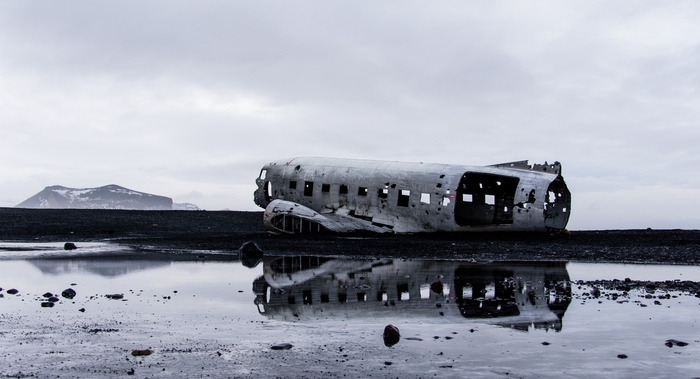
[544,177,571,233]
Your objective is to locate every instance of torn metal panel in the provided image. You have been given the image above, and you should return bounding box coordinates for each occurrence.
[254,157,571,234]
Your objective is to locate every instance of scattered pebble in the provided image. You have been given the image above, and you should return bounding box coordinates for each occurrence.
[665,339,689,348]
[271,343,293,350]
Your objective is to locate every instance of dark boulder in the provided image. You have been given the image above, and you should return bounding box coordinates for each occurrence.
[6,289,18,295]
[383,324,400,347]
[41,302,54,308]
[239,241,264,268]
[105,294,124,300]
[48,296,59,303]
[131,349,152,356]
[43,292,53,298]
[62,288,76,299]
[64,243,77,250]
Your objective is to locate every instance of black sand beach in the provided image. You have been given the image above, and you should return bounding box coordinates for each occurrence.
[1,207,699,263]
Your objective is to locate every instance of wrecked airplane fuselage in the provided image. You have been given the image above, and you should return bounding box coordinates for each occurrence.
[254,157,571,234]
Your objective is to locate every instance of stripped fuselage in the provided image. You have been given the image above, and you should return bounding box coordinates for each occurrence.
[254,157,570,234]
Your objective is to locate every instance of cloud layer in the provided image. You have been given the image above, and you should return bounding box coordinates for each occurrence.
[2,1,699,229]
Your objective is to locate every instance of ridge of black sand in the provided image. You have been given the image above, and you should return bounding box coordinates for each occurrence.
[1,207,699,264]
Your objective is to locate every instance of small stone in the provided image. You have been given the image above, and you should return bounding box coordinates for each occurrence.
[542,342,550,346]
[79,308,86,312]
[43,292,54,298]
[271,343,293,350]
[64,243,78,250]
[131,349,152,356]
[665,339,689,348]
[105,294,124,300]
[40,302,54,308]
[6,289,18,295]
[384,361,392,366]
[47,296,59,303]
[617,354,628,359]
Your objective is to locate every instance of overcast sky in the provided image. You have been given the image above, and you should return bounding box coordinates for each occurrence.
[1,1,699,230]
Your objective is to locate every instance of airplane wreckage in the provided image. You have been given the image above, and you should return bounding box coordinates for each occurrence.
[254,157,571,234]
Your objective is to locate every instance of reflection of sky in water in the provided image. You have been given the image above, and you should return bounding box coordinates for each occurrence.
[2,249,700,377]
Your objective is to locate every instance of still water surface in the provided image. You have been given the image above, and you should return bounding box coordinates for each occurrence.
[1,242,699,378]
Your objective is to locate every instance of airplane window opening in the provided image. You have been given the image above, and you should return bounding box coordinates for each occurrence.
[304,182,314,197]
[321,294,329,303]
[398,190,410,207]
[338,293,347,303]
[462,194,472,202]
[358,187,368,196]
[378,188,388,199]
[260,170,267,180]
[288,295,295,305]
[420,284,430,299]
[303,290,312,305]
[339,185,348,195]
[485,195,495,205]
[442,197,451,206]
[289,181,297,190]
[398,283,409,300]
[322,184,330,193]
[462,285,473,299]
[420,193,430,204]
[357,293,367,302]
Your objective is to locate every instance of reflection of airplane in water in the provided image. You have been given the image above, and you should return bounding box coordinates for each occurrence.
[253,257,571,332]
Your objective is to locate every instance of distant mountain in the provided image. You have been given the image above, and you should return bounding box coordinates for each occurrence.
[16,185,175,210]
[173,202,201,211]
